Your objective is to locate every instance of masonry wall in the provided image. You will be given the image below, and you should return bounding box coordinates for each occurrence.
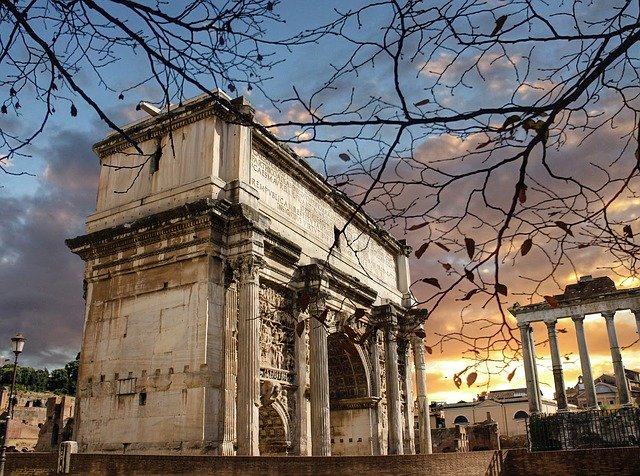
[330,408,374,455]
[5,451,500,476]
[502,447,640,476]
[7,447,640,475]
[76,254,226,453]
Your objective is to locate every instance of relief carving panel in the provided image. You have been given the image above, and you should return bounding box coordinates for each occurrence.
[259,283,295,378]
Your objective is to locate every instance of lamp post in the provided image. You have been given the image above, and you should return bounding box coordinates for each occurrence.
[0,333,26,476]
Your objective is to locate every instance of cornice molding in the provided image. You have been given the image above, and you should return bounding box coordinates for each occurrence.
[66,198,228,260]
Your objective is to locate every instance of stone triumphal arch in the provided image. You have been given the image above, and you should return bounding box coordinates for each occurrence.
[67,92,432,455]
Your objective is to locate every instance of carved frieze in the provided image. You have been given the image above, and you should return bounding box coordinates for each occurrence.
[259,282,295,376]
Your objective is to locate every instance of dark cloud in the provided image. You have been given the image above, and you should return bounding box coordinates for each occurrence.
[0,126,100,369]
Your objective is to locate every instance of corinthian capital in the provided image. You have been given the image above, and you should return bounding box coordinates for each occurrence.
[234,254,264,284]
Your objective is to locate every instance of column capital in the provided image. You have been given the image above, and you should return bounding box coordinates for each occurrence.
[307,290,331,313]
[601,310,616,320]
[410,326,426,346]
[544,319,558,329]
[516,321,530,330]
[571,314,585,323]
[233,254,264,284]
[372,303,402,329]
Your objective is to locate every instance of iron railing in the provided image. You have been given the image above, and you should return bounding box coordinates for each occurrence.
[528,407,640,451]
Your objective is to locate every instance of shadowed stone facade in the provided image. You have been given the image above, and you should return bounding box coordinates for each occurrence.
[67,92,431,455]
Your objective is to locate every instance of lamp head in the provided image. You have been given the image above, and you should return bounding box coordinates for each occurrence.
[10,334,26,355]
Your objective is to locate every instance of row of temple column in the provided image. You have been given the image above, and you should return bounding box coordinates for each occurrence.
[226,254,433,455]
[518,310,640,413]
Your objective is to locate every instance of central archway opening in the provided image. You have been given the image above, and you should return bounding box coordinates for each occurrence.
[327,332,375,455]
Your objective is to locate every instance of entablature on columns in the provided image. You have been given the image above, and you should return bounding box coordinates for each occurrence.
[372,303,427,333]
[66,198,229,275]
[226,203,270,239]
[298,262,378,311]
[263,229,302,269]
[509,288,640,324]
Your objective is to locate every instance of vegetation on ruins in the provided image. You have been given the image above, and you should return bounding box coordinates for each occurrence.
[0,355,79,395]
[2,1,640,382]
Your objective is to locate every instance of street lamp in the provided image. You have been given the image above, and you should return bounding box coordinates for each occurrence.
[0,333,26,476]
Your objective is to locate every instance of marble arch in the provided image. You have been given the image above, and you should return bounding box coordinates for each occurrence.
[67,92,432,456]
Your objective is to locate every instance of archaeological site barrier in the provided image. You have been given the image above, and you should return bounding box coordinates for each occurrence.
[527,407,640,451]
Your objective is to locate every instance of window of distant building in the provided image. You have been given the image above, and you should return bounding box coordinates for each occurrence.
[453,415,469,425]
[514,410,528,420]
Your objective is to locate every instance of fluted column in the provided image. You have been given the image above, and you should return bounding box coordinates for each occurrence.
[602,311,631,406]
[572,315,598,409]
[221,275,238,455]
[545,320,568,411]
[236,255,263,455]
[518,322,540,414]
[529,327,542,411]
[294,305,310,455]
[309,294,331,456]
[369,329,383,455]
[411,335,432,454]
[384,313,403,454]
[399,339,415,454]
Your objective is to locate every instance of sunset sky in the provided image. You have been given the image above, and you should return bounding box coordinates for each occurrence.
[1,1,639,405]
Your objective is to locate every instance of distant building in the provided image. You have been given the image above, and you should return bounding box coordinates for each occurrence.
[34,395,75,452]
[566,369,640,409]
[429,389,558,437]
[0,388,73,452]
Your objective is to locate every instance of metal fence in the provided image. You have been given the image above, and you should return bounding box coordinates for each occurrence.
[528,407,640,451]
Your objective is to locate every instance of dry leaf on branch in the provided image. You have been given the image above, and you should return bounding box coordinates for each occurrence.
[295,320,305,337]
[543,295,560,308]
[465,237,475,259]
[520,238,533,256]
[407,221,429,231]
[415,242,429,259]
[422,277,441,289]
